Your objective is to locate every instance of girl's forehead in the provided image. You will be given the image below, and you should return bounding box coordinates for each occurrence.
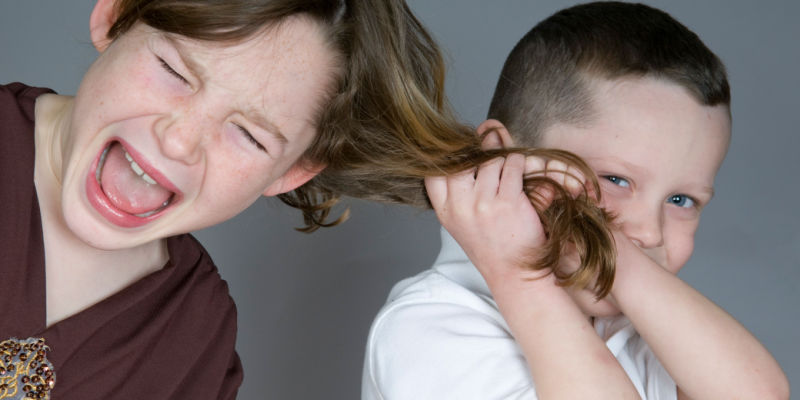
[153,16,329,60]
[101,18,337,144]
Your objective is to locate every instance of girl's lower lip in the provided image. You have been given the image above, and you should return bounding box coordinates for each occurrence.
[85,140,181,228]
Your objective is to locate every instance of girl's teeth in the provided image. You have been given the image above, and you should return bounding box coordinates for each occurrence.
[142,174,157,185]
[134,199,172,218]
[123,149,158,186]
[130,160,144,176]
[97,146,110,182]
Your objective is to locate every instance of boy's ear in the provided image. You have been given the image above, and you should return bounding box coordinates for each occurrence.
[476,119,514,150]
[90,0,117,52]
[261,161,325,197]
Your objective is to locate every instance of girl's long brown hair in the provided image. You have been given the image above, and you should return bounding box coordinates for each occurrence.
[108,0,616,297]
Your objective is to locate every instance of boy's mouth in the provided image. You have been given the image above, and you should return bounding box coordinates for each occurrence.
[86,140,181,227]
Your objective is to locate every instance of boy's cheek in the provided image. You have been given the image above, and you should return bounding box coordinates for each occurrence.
[666,238,694,274]
[657,225,696,274]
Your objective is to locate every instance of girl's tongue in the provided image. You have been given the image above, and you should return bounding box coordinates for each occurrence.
[100,143,172,215]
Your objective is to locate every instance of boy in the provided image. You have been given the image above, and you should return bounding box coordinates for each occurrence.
[363,2,788,399]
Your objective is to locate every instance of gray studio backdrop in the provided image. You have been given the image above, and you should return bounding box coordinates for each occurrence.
[2,1,797,398]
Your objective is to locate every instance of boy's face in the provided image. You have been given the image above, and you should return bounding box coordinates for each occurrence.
[538,77,731,317]
[58,17,337,250]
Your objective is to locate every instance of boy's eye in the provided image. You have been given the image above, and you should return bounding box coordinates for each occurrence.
[235,124,267,153]
[158,57,189,85]
[667,194,695,208]
[603,175,630,188]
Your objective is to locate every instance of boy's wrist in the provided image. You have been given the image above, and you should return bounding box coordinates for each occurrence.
[488,271,581,319]
[609,244,671,312]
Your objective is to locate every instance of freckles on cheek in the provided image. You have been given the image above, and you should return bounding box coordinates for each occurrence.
[229,161,272,192]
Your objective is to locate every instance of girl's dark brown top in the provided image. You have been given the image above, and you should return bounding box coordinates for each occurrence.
[0,82,243,399]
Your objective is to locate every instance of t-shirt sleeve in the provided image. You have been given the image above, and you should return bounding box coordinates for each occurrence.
[625,334,677,400]
[363,300,538,400]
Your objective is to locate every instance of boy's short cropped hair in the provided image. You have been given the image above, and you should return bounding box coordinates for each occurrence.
[488,1,730,146]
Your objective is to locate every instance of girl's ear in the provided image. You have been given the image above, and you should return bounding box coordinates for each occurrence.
[261,162,325,197]
[90,0,117,52]
[476,119,514,150]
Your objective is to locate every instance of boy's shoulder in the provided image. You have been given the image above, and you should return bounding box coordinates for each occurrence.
[375,230,508,332]
[363,262,538,400]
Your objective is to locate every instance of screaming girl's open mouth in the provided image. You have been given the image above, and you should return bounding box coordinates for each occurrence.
[86,139,181,228]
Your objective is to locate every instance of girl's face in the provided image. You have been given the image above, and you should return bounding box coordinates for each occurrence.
[58,16,338,250]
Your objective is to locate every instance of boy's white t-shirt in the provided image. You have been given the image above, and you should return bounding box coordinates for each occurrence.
[362,228,677,400]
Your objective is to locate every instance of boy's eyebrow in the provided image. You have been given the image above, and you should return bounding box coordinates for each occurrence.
[699,186,715,199]
[162,34,289,145]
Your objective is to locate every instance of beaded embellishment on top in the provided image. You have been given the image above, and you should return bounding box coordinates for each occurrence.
[0,338,56,400]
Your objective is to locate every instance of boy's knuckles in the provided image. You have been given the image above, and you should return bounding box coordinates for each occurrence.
[545,159,568,173]
[524,156,546,174]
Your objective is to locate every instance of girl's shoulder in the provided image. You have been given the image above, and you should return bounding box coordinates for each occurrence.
[0,82,55,122]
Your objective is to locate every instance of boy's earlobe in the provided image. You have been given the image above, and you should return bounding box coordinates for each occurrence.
[261,162,326,197]
[476,119,514,150]
[89,0,117,52]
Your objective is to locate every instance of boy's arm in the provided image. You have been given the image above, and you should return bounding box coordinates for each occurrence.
[610,233,790,400]
[426,154,639,400]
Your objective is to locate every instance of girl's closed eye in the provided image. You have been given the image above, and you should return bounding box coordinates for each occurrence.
[603,175,630,188]
[158,57,189,85]
[234,124,267,153]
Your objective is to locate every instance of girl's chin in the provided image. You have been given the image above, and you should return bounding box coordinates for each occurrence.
[62,203,172,251]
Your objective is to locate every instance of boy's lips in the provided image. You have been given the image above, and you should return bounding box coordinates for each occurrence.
[86,138,182,228]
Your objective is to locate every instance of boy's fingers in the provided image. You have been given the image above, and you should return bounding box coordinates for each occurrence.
[545,159,569,187]
[564,165,586,197]
[532,182,556,210]
[446,165,477,197]
[499,153,525,198]
[524,155,547,176]
[424,175,448,209]
[475,157,505,199]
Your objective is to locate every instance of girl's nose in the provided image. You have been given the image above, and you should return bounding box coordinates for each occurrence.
[154,112,206,165]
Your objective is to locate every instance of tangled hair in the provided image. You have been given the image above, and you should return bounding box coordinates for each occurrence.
[106,0,616,297]
[489,1,731,147]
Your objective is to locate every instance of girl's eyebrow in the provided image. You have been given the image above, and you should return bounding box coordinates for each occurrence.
[244,110,289,145]
[160,34,288,146]
[161,34,206,79]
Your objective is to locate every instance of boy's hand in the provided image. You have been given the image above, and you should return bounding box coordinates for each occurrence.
[426,153,640,400]
[425,154,585,285]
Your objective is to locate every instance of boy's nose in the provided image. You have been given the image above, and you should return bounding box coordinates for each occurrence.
[155,112,206,165]
[621,205,664,249]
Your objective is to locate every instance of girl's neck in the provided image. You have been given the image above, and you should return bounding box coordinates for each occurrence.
[33,94,168,328]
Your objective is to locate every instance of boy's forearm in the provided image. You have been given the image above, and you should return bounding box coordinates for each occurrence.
[612,251,789,400]
[489,273,640,400]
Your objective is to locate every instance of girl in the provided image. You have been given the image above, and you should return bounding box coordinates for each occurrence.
[2,0,610,398]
